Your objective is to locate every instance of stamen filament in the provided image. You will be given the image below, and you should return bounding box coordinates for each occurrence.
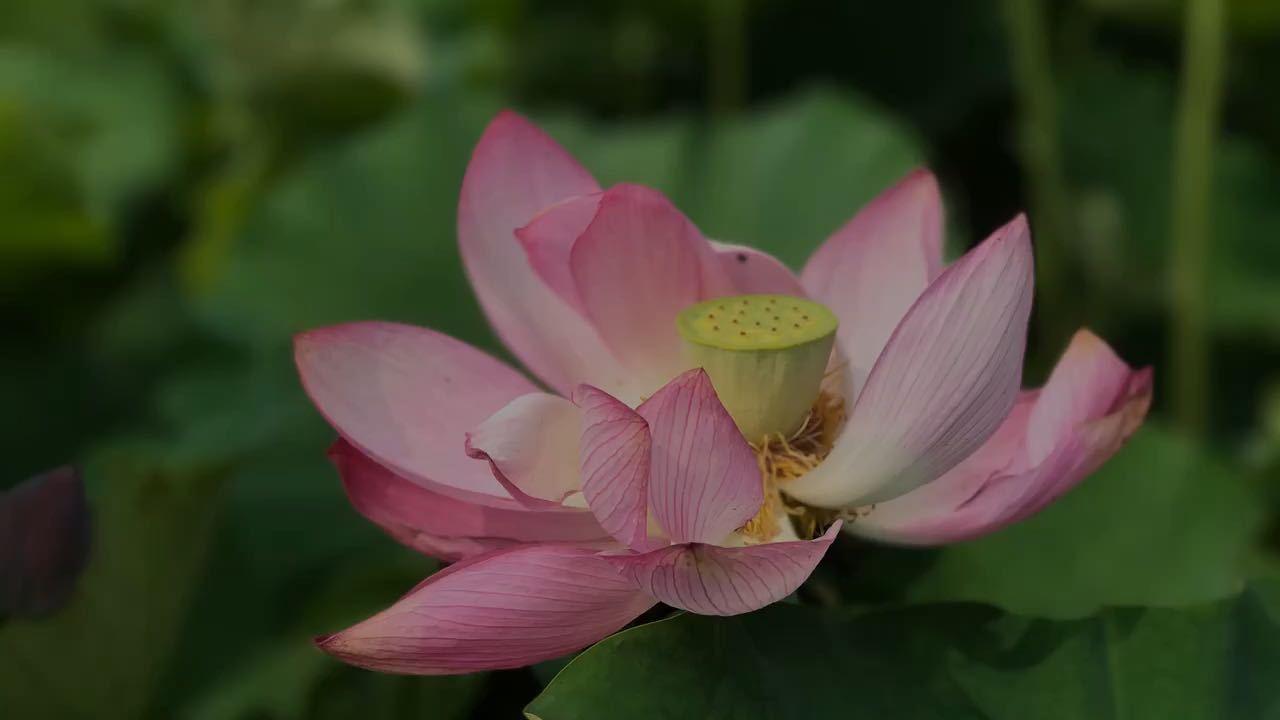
[739,390,849,542]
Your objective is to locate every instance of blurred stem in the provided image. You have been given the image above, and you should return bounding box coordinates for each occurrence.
[1170,0,1226,439]
[707,0,746,116]
[178,142,276,295]
[1001,0,1073,352]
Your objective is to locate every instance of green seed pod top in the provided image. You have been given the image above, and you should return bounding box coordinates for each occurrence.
[677,294,839,442]
[677,295,839,352]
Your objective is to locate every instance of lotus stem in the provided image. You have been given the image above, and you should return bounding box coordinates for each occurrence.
[1170,0,1226,438]
[708,0,747,115]
[1001,0,1074,353]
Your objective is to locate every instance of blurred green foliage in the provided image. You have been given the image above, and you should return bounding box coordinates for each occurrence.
[0,0,1277,717]
[531,574,1280,719]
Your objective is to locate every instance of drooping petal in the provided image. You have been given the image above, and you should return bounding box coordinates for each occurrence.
[0,466,91,618]
[458,111,629,396]
[295,321,536,507]
[574,385,653,550]
[317,544,656,674]
[571,184,734,386]
[848,332,1153,544]
[786,214,1034,509]
[636,369,763,544]
[330,441,609,561]
[839,392,1040,526]
[516,193,603,316]
[800,169,944,391]
[465,393,582,508]
[711,241,807,297]
[1023,331,1146,467]
[604,523,841,616]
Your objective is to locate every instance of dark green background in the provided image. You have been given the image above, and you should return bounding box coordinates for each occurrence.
[2,0,1278,717]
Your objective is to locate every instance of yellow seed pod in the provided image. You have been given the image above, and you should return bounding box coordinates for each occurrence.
[676,294,838,443]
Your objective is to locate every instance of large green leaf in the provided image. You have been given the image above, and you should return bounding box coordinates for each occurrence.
[528,575,1280,720]
[834,425,1265,618]
[0,447,225,718]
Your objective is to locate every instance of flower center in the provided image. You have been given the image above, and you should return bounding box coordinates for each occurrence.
[677,294,846,542]
[740,390,847,542]
[676,294,838,443]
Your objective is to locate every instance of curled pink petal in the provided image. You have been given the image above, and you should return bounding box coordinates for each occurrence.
[1024,331,1146,466]
[851,331,1152,544]
[574,385,653,550]
[330,441,609,561]
[516,193,603,316]
[317,544,656,674]
[465,393,582,509]
[636,369,763,544]
[801,169,944,389]
[295,321,536,507]
[604,523,841,616]
[712,241,807,297]
[787,214,1034,509]
[458,111,627,395]
[571,184,734,386]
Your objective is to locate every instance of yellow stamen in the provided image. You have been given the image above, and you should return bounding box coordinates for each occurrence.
[739,389,850,542]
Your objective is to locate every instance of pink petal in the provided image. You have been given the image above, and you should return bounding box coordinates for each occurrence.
[295,322,537,507]
[800,169,944,391]
[516,193,603,316]
[0,466,90,618]
[636,369,763,544]
[330,441,609,561]
[571,184,734,386]
[464,393,582,509]
[711,241,807,297]
[458,111,628,396]
[574,385,653,550]
[1023,331,1143,466]
[316,544,656,674]
[520,204,805,335]
[850,331,1153,545]
[840,391,1040,524]
[604,523,841,616]
[786,214,1034,508]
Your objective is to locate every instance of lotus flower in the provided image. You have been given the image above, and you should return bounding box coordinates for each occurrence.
[296,111,1152,675]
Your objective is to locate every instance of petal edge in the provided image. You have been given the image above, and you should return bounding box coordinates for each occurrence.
[317,544,655,674]
[604,523,841,616]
